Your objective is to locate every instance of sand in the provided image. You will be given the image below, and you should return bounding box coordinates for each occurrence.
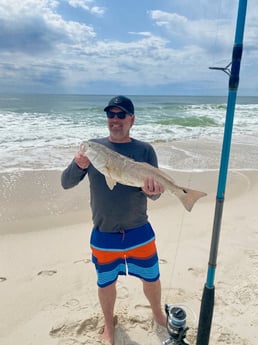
[0,168,257,345]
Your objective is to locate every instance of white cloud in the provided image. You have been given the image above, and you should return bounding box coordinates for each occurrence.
[150,11,187,27]
[129,32,152,37]
[68,0,105,16]
[0,0,257,94]
[149,10,233,54]
[90,6,105,16]
[0,0,95,55]
[68,0,92,10]
[0,0,58,16]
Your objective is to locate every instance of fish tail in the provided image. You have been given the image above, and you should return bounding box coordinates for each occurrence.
[178,188,207,212]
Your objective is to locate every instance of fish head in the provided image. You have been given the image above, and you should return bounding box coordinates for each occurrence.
[80,141,97,159]
[81,141,107,170]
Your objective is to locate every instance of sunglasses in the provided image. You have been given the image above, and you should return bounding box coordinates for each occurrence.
[106,111,130,119]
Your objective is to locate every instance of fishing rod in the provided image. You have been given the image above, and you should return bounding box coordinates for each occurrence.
[196,1,248,344]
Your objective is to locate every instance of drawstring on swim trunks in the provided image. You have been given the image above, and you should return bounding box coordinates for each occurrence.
[119,229,125,241]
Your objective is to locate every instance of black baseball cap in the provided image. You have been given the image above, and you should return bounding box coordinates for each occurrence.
[104,95,134,115]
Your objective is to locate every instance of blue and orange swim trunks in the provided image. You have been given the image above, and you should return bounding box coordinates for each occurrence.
[90,222,160,287]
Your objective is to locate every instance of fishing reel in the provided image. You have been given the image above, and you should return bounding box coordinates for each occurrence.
[162,304,190,345]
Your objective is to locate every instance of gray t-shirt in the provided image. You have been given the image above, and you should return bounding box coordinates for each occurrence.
[61,137,160,232]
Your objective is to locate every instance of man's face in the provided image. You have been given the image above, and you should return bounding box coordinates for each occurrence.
[106,107,135,142]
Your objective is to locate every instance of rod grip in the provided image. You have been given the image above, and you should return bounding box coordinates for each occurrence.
[196,285,215,345]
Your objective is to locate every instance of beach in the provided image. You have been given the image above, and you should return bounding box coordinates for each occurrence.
[1,142,257,344]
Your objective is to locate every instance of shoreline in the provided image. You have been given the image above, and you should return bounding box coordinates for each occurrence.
[1,168,258,236]
[1,167,254,236]
[1,136,258,174]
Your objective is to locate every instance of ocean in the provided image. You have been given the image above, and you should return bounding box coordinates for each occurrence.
[0,94,258,172]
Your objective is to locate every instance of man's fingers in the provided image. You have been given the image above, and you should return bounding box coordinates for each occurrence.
[143,177,164,195]
[75,152,90,169]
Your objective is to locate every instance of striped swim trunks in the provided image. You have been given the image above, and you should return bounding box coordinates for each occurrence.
[90,222,160,288]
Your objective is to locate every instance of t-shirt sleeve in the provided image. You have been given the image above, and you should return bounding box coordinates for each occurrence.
[61,160,88,189]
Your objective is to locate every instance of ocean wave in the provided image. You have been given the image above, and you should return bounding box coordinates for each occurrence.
[1,94,258,172]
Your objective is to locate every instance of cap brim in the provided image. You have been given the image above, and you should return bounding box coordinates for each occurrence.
[104,105,132,114]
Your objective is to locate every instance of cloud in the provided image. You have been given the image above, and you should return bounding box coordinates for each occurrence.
[68,0,105,16]
[0,1,96,55]
[148,10,233,54]
[0,0,257,94]
[128,32,152,37]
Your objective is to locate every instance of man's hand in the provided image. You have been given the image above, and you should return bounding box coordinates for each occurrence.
[142,177,165,195]
[74,149,91,170]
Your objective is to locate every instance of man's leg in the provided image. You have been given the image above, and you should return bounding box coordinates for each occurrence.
[98,281,117,345]
[142,279,167,327]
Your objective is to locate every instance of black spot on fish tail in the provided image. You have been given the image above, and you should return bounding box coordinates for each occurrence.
[179,187,207,211]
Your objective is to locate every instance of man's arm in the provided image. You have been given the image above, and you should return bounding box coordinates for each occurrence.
[61,151,90,189]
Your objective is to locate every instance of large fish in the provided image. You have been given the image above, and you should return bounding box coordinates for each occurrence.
[80,141,206,212]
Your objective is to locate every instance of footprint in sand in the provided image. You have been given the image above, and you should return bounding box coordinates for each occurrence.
[216,327,252,344]
[73,259,91,264]
[0,277,7,283]
[135,304,151,311]
[50,315,123,345]
[117,286,129,300]
[37,270,57,276]
[129,306,153,331]
[116,281,129,299]
[63,299,80,310]
[187,267,204,277]
[134,305,152,322]
[246,249,258,267]
[50,315,102,339]
[159,258,168,264]
[77,316,102,335]
[57,338,83,345]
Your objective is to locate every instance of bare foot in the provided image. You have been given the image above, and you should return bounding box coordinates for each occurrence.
[100,325,114,345]
[153,312,167,328]
[99,315,118,345]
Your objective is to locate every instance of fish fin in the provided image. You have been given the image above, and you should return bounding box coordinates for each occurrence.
[178,188,207,212]
[105,176,117,190]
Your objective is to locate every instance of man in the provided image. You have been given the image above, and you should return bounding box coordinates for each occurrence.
[61,95,166,344]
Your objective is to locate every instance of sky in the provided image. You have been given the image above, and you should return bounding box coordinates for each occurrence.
[0,0,257,95]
